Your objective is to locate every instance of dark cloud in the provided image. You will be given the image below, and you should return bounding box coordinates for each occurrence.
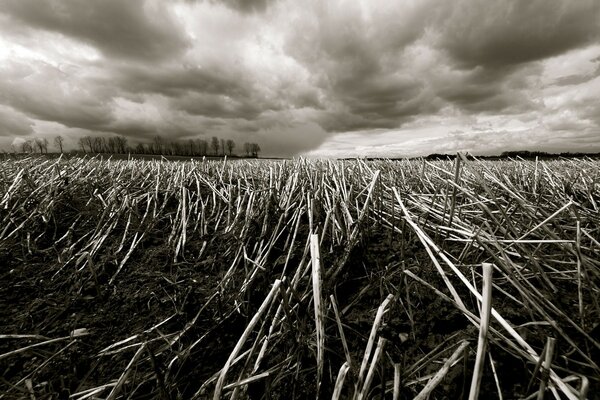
[209,0,276,14]
[0,106,34,137]
[172,93,264,119]
[284,2,434,132]
[437,0,600,68]
[112,64,250,98]
[316,111,398,133]
[0,61,114,130]
[434,66,538,114]
[0,0,188,61]
[254,120,328,157]
[340,76,436,119]
[109,121,199,141]
[111,63,284,121]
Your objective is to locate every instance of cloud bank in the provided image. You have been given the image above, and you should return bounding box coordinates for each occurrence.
[0,0,599,156]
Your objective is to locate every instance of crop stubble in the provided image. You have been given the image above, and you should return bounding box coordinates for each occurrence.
[0,154,599,399]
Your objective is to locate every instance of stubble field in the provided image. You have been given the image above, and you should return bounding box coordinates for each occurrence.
[0,155,599,399]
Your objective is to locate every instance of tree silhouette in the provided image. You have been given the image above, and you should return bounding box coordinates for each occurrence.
[197,139,208,156]
[152,136,164,155]
[21,140,33,153]
[211,136,219,156]
[115,136,128,153]
[92,137,104,153]
[242,142,260,157]
[54,136,64,153]
[251,143,261,157]
[35,138,49,153]
[135,143,146,154]
[226,139,235,156]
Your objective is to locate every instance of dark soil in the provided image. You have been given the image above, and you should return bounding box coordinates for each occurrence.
[2,227,592,399]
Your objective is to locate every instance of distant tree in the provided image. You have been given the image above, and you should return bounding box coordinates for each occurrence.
[35,138,49,153]
[500,150,551,159]
[197,139,208,156]
[220,138,226,156]
[54,135,64,153]
[244,142,252,157]
[115,136,128,153]
[107,137,117,153]
[152,135,164,155]
[425,153,454,161]
[78,136,93,153]
[226,139,235,156]
[78,138,86,153]
[211,136,219,156]
[188,139,195,156]
[251,143,261,157]
[21,140,33,153]
[170,141,184,156]
[135,143,146,154]
[91,137,104,153]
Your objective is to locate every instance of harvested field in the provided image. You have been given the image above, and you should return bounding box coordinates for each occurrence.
[1,155,599,399]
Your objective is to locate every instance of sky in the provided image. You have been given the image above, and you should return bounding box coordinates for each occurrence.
[0,0,599,157]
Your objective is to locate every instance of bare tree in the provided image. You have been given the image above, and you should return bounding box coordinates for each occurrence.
[78,138,86,153]
[152,136,164,155]
[251,143,261,157]
[35,138,49,154]
[135,143,146,154]
[169,141,181,156]
[21,140,33,153]
[197,139,208,156]
[211,136,219,156]
[107,137,117,153]
[79,136,93,153]
[91,137,104,153]
[115,136,128,153]
[226,139,235,156]
[54,135,64,153]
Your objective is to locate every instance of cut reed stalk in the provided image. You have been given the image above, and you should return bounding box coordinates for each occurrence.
[331,362,350,400]
[310,233,325,396]
[468,263,494,400]
[393,363,401,400]
[414,341,470,400]
[213,279,282,400]
[357,337,386,400]
[537,337,556,400]
[356,294,393,394]
[106,343,147,400]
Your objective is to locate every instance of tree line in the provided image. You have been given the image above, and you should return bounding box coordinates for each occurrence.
[15,135,261,158]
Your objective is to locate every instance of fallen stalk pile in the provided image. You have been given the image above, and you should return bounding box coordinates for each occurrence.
[0,155,598,399]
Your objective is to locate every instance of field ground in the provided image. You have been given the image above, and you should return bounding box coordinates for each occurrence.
[1,155,599,399]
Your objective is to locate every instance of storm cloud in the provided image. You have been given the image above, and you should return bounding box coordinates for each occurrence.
[0,0,598,157]
[1,0,189,61]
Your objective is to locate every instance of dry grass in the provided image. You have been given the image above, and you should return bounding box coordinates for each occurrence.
[0,154,598,399]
